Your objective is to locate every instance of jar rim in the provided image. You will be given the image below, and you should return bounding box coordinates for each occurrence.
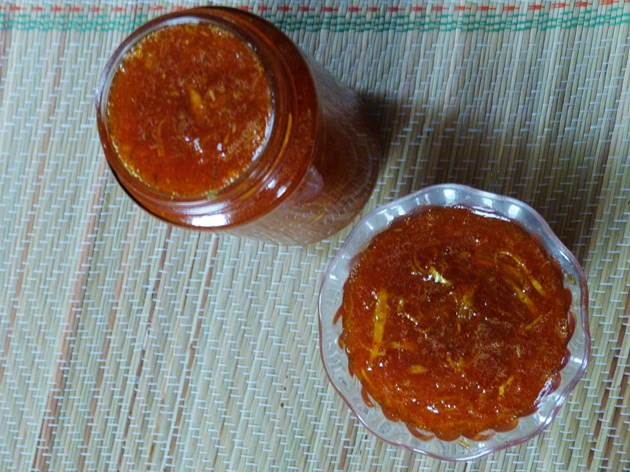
[95,7,319,229]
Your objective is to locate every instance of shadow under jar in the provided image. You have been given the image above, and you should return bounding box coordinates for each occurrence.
[96,7,380,245]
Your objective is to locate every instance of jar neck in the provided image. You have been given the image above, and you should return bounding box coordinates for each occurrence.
[96,7,319,229]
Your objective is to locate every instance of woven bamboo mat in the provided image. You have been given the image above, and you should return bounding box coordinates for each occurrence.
[1,1,629,470]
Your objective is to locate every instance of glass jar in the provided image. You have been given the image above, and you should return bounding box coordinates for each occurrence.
[95,7,380,245]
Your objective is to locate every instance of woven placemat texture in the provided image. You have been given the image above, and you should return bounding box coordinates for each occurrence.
[1,1,629,471]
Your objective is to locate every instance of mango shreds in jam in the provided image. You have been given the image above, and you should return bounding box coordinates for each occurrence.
[107,22,273,197]
[337,206,572,440]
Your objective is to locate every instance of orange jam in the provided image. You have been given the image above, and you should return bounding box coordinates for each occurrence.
[337,206,572,440]
[97,8,381,243]
[106,22,273,197]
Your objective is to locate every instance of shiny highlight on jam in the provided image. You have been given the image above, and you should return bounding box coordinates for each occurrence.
[337,206,572,440]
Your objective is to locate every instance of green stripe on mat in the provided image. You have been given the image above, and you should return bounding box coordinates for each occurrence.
[0,10,629,32]
[270,11,630,33]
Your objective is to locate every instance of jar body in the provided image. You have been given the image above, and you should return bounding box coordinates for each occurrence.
[235,54,381,244]
[96,7,380,245]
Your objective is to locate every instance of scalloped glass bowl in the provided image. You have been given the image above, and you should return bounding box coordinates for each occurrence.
[318,184,590,461]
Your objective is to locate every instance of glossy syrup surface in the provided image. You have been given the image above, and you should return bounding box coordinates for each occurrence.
[107,22,273,197]
[337,206,572,440]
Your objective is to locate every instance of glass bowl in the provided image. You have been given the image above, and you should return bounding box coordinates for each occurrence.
[318,183,590,461]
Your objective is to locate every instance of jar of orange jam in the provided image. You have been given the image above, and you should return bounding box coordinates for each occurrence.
[96,7,380,244]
